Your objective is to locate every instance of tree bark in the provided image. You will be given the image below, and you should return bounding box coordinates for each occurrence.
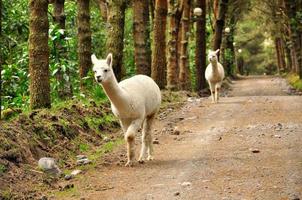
[284,0,299,73]
[0,0,2,119]
[106,0,127,82]
[53,0,73,98]
[133,0,152,76]
[213,0,219,20]
[151,0,167,89]
[213,0,228,56]
[195,0,207,91]
[178,0,191,90]
[77,0,92,90]
[29,0,51,109]
[167,0,182,90]
[98,0,108,21]
[275,38,282,74]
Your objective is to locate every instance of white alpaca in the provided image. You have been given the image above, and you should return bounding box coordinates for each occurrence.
[205,49,225,103]
[91,53,161,166]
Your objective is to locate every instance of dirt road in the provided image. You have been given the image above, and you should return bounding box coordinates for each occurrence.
[58,76,302,200]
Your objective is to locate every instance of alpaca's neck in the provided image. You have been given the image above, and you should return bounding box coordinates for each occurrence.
[211,60,219,74]
[101,76,129,111]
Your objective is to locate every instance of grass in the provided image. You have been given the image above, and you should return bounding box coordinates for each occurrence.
[55,186,80,199]
[0,164,7,175]
[287,73,302,90]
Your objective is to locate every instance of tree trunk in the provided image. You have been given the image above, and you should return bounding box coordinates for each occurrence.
[77,0,92,90]
[213,0,228,56]
[167,0,182,90]
[53,0,73,98]
[285,42,292,71]
[29,0,51,109]
[106,0,126,82]
[195,0,207,91]
[280,38,287,72]
[0,0,2,119]
[225,30,235,76]
[149,0,155,26]
[98,0,108,21]
[133,0,152,76]
[299,34,302,78]
[178,0,191,90]
[284,0,299,73]
[275,38,282,74]
[213,0,219,20]
[151,0,167,89]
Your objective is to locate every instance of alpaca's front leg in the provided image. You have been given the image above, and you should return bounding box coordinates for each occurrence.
[125,119,143,167]
[209,83,215,103]
[215,86,218,103]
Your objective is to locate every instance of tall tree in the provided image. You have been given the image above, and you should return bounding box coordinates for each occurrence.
[178,0,191,90]
[106,0,127,82]
[53,0,73,98]
[151,0,167,89]
[213,0,228,54]
[195,0,207,91]
[213,0,219,19]
[29,0,51,109]
[0,0,2,119]
[98,0,108,21]
[284,0,299,74]
[167,0,182,90]
[133,0,152,76]
[77,0,92,89]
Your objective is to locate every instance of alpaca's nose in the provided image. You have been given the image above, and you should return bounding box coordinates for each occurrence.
[96,75,102,83]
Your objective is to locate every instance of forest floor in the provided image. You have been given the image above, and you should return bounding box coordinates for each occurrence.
[50,76,302,200]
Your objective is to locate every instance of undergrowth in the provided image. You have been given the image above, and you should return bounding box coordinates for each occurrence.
[287,73,302,90]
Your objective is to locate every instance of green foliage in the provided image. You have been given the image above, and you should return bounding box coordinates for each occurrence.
[0,164,7,175]
[235,12,277,75]
[287,73,302,90]
[123,8,135,78]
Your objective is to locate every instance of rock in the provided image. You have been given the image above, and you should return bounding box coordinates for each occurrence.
[181,182,192,187]
[71,169,82,176]
[174,191,180,196]
[172,127,180,135]
[64,175,73,180]
[274,135,281,138]
[38,157,61,176]
[77,158,92,165]
[59,183,74,191]
[103,137,111,142]
[76,155,88,160]
[153,139,159,144]
[250,149,260,153]
[40,195,48,200]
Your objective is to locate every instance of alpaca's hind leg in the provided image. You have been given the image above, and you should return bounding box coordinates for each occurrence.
[146,114,155,161]
[138,119,148,163]
[215,85,218,103]
[215,84,221,103]
[125,119,143,167]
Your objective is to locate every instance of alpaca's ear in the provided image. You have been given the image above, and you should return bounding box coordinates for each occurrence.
[215,49,220,54]
[91,54,98,65]
[106,53,113,68]
[208,49,212,54]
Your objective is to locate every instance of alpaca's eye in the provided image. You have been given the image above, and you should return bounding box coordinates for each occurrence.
[104,69,109,73]
[93,70,96,73]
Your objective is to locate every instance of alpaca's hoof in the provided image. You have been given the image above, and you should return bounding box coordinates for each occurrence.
[138,159,145,164]
[147,156,154,161]
[125,161,134,167]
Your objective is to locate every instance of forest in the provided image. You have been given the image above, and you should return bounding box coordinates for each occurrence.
[0,0,302,199]
[0,0,301,116]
